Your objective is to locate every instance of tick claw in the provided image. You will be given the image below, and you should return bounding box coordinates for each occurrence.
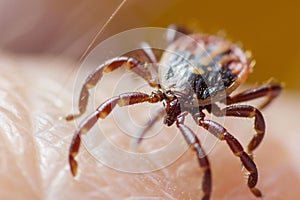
[69,155,78,177]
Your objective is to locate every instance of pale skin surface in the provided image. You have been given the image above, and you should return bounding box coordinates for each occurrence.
[0,53,299,200]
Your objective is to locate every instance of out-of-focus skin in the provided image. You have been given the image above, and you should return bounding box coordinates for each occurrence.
[0,0,177,58]
[0,53,299,200]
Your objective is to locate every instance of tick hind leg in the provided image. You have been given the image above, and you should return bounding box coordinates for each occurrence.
[196,117,262,198]
[176,112,211,200]
[224,83,282,109]
[69,91,164,176]
[65,57,159,121]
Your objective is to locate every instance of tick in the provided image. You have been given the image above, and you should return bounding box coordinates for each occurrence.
[65,25,282,199]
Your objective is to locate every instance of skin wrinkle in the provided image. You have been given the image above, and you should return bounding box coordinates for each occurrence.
[0,70,40,199]
[0,54,299,199]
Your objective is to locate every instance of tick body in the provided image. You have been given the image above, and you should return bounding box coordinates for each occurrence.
[159,34,249,106]
[66,25,282,199]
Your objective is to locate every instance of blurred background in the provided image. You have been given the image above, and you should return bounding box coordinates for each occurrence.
[0,0,299,89]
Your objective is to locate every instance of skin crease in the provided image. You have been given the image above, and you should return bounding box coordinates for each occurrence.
[0,53,299,200]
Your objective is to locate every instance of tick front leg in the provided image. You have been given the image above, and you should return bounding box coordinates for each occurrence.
[65,57,158,121]
[198,119,262,198]
[176,113,211,200]
[69,91,164,177]
[224,83,282,109]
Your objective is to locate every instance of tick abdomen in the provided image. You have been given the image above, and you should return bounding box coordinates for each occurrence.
[159,34,251,105]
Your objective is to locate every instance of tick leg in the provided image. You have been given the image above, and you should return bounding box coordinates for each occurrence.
[166,24,192,45]
[139,42,160,74]
[224,83,282,109]
[65,57,158,121]
[210,104,265,157]
[126,42,160,79]
[69,91,164,177]
[224,105,265,156]
[197,119,262,197]
[176,112,211,200]
[131,108,165,149]
[139,42,158,64]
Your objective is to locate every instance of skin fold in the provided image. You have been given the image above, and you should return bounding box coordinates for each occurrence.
[0,53,299,200]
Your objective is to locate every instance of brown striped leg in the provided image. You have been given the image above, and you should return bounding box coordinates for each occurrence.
[176,112,211,200]
[197,118,262,198]
[224,83,282,109]
[224,105,265,156]
[131,108,165,149]
[65,56,159,121]
[69,91,164,177]
[210,104,265,157]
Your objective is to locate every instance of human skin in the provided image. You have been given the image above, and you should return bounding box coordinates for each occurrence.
[0,53,299,200]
